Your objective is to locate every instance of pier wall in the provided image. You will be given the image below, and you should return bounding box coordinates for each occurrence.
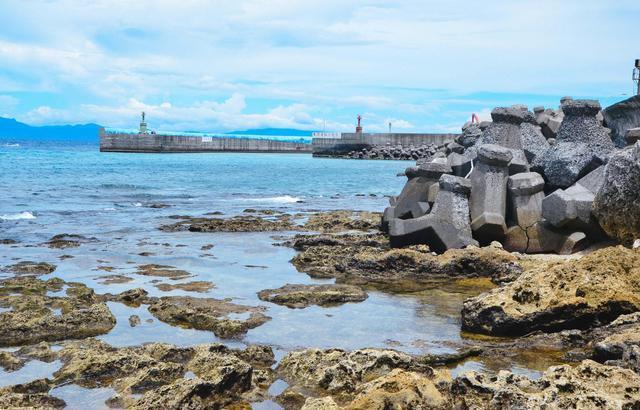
[99,129,312,153]
[312,132,458,156]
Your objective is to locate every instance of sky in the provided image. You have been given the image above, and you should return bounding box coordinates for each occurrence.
[0,0,638,133]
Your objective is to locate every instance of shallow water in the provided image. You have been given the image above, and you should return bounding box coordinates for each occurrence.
[0,140,554,406]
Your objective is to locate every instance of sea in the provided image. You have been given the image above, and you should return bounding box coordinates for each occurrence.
[0,139,547,408]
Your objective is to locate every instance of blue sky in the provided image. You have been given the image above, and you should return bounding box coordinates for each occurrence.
[0,0,638,133]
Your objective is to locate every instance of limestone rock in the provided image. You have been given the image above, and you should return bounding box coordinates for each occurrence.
[148,296,271,338]
[346,368,448,410]
[257,284,367,308]
[0,277,115,347]
[277,348,423,395]
[593,143,640,245]
[461,246,640,336]
[452,360,640,409]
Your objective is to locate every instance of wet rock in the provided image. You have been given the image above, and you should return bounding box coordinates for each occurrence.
[257,284,368,308]
[4,261,56,276]
[44,233,93,249]
[129,314,141,327]
[0,239,18,245]
[592,312,640,372]
[536,99,614,189]
[293,240,521,290]
[148,296,271,338]
[159,213,297,232]
[0,380,65,409]
[135,264,193,280]
[96,274,133,285]
[0,277,116,347]
[461,246,640,336]
[593,143,640,246]
[452,360,640,409]
[113,287,149,306]
[0,350,24,371]
[304,211,381,233]
[154,281,215,293]
[389,175,478,252]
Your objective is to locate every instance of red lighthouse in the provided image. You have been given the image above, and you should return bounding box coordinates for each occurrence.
[355,114,363,134]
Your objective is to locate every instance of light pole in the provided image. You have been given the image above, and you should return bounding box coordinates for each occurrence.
[634,59,640,96]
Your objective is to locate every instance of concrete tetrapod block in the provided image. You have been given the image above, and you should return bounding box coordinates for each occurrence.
[536,99,614,189]
[447,151,474,177]
[504,222,588,255]
[391,162,451,220]
[541,166,606,236]
[469,144,512,244]
[626,128,640,144]
[389,174,478,253]
[507,172,545,228]
[479,107,530,175]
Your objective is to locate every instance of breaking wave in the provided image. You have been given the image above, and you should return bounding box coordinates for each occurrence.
[0,211,36,220]
[242,195,302,204]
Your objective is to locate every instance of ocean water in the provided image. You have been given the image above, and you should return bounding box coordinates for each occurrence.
[0,139,550,407]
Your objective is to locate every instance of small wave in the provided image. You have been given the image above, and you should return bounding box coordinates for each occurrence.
[3,143,20,148]
[0,211,36,220]
[133,202,143,207]
[103,207,116,211]
[243,195,302,204]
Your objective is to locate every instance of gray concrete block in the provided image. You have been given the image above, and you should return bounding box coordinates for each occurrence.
[504,222,588,254]
[389,174,478,252]
[469,144,512,244]
[541,166,606,236]
[626,127,640,145]
[507,172,545,228]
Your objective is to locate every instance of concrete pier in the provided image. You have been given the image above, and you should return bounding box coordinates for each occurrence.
[312,132,458,156]
[99,129,312,153]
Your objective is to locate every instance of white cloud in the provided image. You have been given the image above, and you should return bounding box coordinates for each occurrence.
[1,0,638,130]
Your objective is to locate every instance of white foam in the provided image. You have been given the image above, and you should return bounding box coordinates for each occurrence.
[0,211,36,220]
[243,195,301,204]
[3,143,20,148]
[133,202,143,207]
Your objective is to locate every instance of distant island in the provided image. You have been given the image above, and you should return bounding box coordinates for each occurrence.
[0,117,316,142]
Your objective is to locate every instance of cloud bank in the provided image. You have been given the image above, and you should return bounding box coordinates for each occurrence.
[0,0,638,132]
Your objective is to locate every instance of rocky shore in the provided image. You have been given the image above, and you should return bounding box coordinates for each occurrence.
[2,94,640,409]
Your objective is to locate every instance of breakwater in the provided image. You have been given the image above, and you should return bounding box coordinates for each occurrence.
[99,128,312,153]
[312,132,458,157]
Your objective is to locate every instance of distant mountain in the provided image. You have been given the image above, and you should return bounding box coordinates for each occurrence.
[226,128,316,137]
[0,117,101,141]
